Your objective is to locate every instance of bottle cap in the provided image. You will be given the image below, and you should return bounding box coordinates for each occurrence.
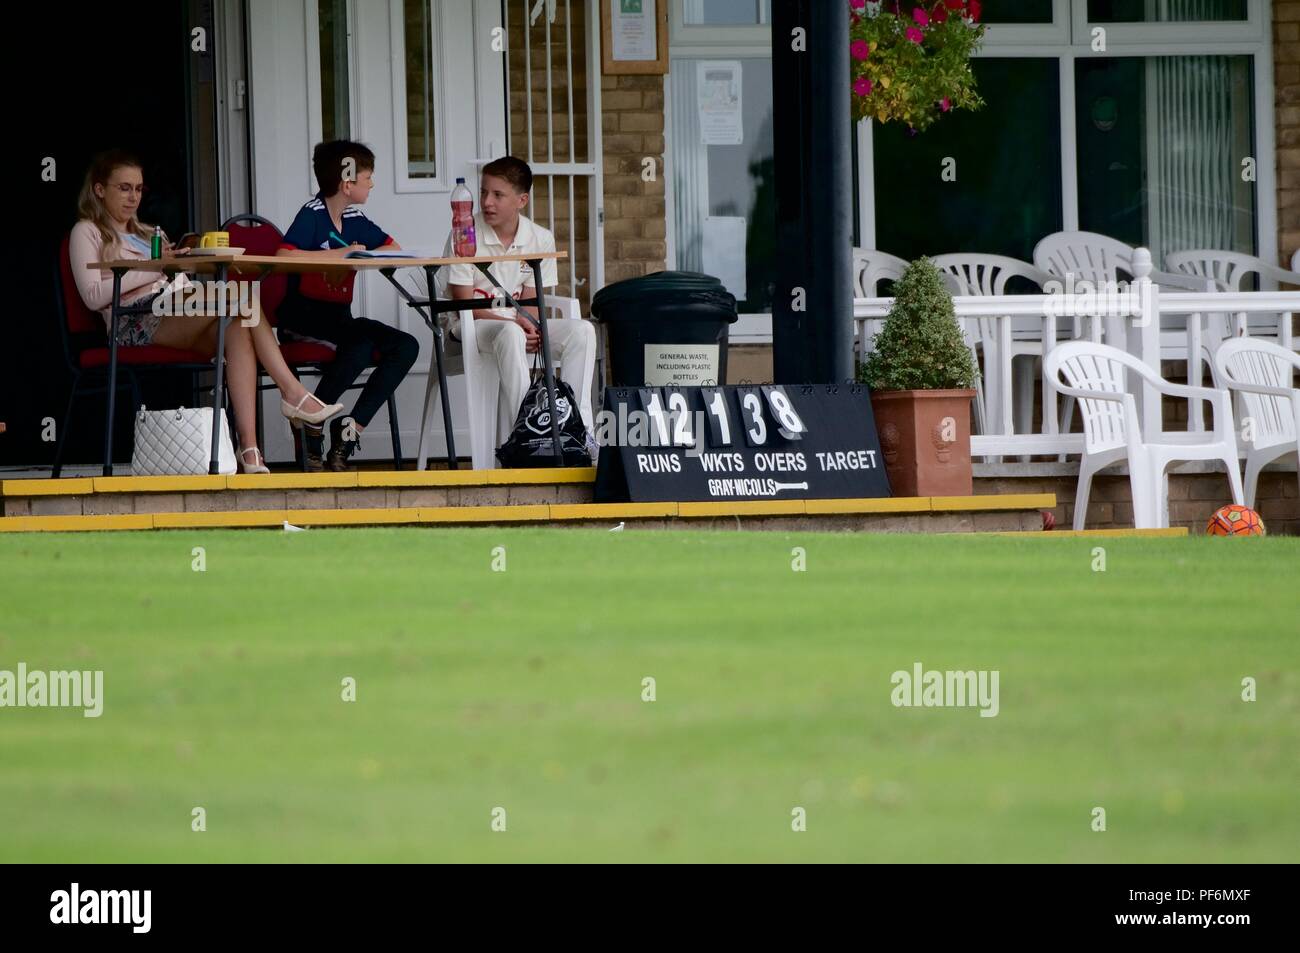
[455,177,465,184]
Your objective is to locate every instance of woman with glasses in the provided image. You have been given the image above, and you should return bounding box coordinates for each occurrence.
[69,149,342,473]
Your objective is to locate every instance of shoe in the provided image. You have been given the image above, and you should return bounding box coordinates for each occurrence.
[281,391,344,425]
[238,446,270,474]
[298,422,324,473]
[325,417,360,472]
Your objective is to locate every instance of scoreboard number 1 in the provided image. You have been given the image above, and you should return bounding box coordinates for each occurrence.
[703,388,733,446]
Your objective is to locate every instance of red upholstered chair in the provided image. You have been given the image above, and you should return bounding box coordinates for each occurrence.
[52,234,214,477]
[223,215,404,469]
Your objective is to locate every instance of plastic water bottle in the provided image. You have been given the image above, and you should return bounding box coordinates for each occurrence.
[451,178,476,257]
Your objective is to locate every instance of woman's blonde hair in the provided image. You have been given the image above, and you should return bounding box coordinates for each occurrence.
[76,150,153,255]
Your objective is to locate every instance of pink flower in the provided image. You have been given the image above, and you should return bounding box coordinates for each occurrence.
[906,25,924,42]
[940,97,951,111]
[913,7,930,26]
[850,0,865,8]
[850,39,870,60]
[854,77,873,96]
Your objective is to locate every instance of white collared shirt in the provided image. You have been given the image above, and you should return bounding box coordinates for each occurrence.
[443,212,558,310]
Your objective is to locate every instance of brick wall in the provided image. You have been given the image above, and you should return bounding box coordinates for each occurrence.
[975,470,1298,536]
[504,2,668,313]
[1277,2,1299,269]
[600,73,668,283]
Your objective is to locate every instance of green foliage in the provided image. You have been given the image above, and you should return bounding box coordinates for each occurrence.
[850,1,986,132]
[860,257,979,391]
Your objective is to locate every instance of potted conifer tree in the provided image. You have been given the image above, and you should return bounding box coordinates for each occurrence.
[859,257,978,497]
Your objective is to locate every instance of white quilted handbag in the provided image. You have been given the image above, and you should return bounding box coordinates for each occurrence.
[131,405,237,475]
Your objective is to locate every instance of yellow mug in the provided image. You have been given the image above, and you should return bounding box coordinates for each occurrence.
[200,231,230,248]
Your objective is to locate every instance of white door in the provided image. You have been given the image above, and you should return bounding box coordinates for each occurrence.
[246,0,506,464]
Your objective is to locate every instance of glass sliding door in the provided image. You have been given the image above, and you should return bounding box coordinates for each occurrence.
[1076,55,1255,260]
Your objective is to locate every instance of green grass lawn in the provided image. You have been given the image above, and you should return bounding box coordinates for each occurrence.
[0,527,1296,863]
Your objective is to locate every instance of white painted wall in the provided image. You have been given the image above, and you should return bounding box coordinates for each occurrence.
[246,0,506,464]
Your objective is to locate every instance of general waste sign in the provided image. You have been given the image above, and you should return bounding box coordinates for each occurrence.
[643,344,721,386]
[592,384,892,503]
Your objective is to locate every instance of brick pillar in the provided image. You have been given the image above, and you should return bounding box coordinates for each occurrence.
[600,74,668,284]
[1276,2,1299,269]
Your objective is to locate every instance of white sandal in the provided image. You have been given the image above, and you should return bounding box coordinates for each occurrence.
[281,391,344,425]
[238,446,270,474]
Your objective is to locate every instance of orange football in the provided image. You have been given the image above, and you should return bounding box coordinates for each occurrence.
[1206,504,1265,537]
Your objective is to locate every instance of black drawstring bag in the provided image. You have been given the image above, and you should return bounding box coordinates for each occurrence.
[496,356,592,468]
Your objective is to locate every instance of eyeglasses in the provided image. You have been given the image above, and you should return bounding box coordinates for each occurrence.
[109,183,148,196]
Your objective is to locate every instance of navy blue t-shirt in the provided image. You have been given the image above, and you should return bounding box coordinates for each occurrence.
[280,194,392,305]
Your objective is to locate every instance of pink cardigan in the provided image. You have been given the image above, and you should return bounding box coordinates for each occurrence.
[69,219,171,332]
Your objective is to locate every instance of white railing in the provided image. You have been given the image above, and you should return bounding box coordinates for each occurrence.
[854,254,1300,459]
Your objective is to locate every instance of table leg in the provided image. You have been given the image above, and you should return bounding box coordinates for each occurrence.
[422,267,458,470]
[379,266,457,469]
[529,259,564,465]
[104,269,124,476]
[210,263,229,475]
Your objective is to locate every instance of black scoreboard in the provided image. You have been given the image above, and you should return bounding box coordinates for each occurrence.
[592,384,892,503]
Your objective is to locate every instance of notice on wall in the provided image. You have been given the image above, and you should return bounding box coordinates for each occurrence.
[702,216,747,302]
[696,60,743,145]
[611,0,657,61]
[644,344,721,386]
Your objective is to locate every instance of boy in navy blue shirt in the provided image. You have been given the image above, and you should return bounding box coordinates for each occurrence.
[276,140,419,470]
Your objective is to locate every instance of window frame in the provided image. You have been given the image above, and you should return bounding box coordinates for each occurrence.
[857,0,1276,265]
[388,0,449,194]
[305,0,361,196]
[670,0,770,47]
[1071,0,1265,47]
[666,0,1278,287]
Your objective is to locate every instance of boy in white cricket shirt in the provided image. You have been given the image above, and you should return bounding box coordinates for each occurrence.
[425,157,596,452]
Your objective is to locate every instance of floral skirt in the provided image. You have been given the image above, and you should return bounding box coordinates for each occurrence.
[108,294,164,347]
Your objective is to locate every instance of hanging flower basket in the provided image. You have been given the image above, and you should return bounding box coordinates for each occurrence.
[849,0,986,133]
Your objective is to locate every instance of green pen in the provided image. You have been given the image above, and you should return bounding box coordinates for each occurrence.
[328,231,349,248]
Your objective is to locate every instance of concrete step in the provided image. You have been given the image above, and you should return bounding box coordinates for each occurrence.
[0,469,1056,534]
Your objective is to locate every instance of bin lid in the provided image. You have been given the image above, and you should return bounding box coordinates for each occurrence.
[591,271,738,322]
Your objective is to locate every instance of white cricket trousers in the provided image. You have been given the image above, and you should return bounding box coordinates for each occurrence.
[474,318,597,445]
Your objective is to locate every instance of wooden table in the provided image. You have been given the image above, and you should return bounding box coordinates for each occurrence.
[89,251,567,474]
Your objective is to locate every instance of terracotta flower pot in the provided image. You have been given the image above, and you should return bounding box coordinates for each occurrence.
[870,388,977,498]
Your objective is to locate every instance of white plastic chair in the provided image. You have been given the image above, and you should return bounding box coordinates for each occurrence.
[1045,341,1243,530]
[1213,337,1300,509]
[852,249,908,364]
[415,295,584,470]
[1034,231,1219,407]
[1166,249,1298,353]
[931,254,1066,444]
